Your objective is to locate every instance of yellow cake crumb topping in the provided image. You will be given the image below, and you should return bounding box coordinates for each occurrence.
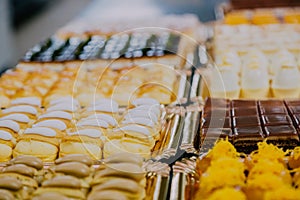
[250,141,287,163]
[206,187,247,200]
[264,186,300,200]
[207,139,239,161]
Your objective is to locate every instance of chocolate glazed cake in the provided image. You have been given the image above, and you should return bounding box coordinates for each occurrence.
[200,98,300,153]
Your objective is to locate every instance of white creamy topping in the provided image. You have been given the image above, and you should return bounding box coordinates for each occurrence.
[272,66,300,89]
[90,99,119,108]
[113,124,151,136]
[0,114,30,123]
[131,98,159,106]
[3,105,37,115]
[84,114,117,126]
[131,105,160,117]
[11,97,41,107]
[77,119,109,128]
[87,104,118,113]
[47,103,77,112]
[122,117,155,127]
[24,127,56,137]
[0,120,20,132]
[38,111,72,120]
[124,110,158,122]
[68,129,102,138]
[33,120,67,131]
[49,97,80,108]
[0,130,13,141]
[241,66,269,89]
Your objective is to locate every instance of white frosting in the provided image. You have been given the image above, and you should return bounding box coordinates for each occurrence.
[11,97,41,107]
[87,104,118,113]
[38,111,72,120]
[0,114,30,123]
[0,120,20,132]
[241,66,269,89]
[113,124,151,136]
[122,117,155,127]
[210,69,240,92]
[130,105,160,117]
[90,99,119,108]
[272,66,300,89]
[84,114,117,126]
[49,97,80,108]
[131,98,159,106]
[24,127,56,137]
[68,129,102,138]
[33,120,67,131]
[3,105,37,115]
[47,103,77,112]
[124,110,158,122]
[77,119,109,128]
[0,130,13,141]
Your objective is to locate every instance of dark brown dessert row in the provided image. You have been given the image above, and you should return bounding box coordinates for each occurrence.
[200,98,300,153]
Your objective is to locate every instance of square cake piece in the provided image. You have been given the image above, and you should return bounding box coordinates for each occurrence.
[232,116,261,127]
[264,125,299,149]
[262,115,292,126]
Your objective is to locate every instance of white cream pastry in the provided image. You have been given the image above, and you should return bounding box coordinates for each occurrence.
[82,114,117,127]
[32,119,67,131]
[0,120,20,137]
[241,65,269,98]
[209,68,240,99]
[11,97,41,107]
[14,127,59,162]
[46,103,78,113]
[131,98,159,107]
[49,97,80,108]
[272,65,300,98]
[60,129,103,160]
[2,105,38,116]
[0,130,14,162]
[77,119,109,129]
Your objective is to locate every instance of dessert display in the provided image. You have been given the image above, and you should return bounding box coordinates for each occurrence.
[171,139,300,200]
[203,23,300,99]
[0,94,180,162]
[0,153,165,200]
[199,98,300,153]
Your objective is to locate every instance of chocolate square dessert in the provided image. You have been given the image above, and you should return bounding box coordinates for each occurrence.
[204,97,231,109]
[231,99,257,108]
[232,107,259,116]
[232,116,261,127]
[259,100,285,108]
[202,117,231,128]
[262,115,292,126]
[201,128,233,145]
[260,106,288,115]
[233,126,264,153]
[264,125,299,148]
[203,108,231,118]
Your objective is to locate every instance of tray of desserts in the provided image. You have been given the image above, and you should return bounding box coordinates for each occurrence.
[192,97,300,154]
[20,30,196,70]
[170,139,300,200]
[194,21,300,100]
[0,153,171,200]
[0,93,186,163]
[2,62,190,107]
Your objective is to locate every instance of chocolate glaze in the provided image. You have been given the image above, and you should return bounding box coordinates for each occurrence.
[233,116,261,127]
[262,115,292,126]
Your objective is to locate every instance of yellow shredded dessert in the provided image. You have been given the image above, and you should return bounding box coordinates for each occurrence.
[250,141,287,164]
[248,159,292,184]
[207,187,247,200]
[264,186,300,200]
[289,147,300,169]
[206,139,239,161]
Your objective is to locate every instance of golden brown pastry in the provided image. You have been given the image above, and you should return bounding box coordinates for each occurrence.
[0,130,15,162]
[60,129,103,160]
[37,111,74,128]
[1,105,40,120]
[55,154,93,167]
[33,176,86,199]
[0,176,23,199]
[13,127,60,162]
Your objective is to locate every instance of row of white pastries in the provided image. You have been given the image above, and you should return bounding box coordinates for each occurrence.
[0,96,163,162]
[209,24,300,99]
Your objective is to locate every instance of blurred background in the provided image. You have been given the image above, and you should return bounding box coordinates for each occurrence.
[0,0,227,70]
